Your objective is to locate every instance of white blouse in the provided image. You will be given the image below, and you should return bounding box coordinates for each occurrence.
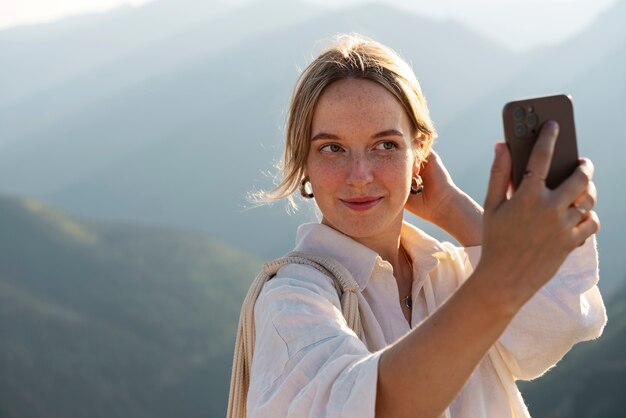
[247,221,607,417]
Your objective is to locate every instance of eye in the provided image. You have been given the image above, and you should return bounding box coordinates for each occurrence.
[375,141,397,151]
[320,143,343,153]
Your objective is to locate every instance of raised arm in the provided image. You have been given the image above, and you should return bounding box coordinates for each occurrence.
[377,121,600,418]
[404,150,484,247]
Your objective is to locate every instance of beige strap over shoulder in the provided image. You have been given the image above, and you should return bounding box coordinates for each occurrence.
[227,251,362,418]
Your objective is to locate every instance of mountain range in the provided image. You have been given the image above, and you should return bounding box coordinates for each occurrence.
[1,3,625,414]
[0,194,260,417]
[1,0,623,298]
[1,0,624,294]
[0,191,623,417]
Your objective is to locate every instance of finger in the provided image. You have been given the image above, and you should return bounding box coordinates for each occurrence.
[572,182,597,210]
[420,150,437,171]
[571,210,600,246]
[579,157,595,179]
[565,203,591,227]
[555,159,595,205]
[521,121,559,188]
[484,142,512,212]
[564,181,596,227]
[422,149,443,167]
[560,186,596,232]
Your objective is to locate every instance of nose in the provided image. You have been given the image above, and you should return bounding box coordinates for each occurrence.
[345,153,374,187]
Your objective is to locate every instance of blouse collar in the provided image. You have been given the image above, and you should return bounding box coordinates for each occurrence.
[292,221,451,291]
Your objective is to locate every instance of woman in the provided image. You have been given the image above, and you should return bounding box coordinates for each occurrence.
[244,33,606,417]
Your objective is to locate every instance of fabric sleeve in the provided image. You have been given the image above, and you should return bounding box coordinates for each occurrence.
[498,235,607,380]
[462,235,607,381]
[246,264,382,418]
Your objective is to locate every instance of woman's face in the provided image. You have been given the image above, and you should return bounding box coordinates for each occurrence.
[306,77,417,245]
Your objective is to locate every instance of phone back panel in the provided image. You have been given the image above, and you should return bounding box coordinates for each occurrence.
[503,94,579,190]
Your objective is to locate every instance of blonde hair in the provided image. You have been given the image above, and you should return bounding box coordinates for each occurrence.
[256,33,437,210]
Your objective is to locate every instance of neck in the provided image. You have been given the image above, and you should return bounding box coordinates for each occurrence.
[319,217,414,299]
[322,217,407,276]
[353,224,412,287]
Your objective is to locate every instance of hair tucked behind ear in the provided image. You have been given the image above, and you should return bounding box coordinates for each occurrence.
[250,32,437,211]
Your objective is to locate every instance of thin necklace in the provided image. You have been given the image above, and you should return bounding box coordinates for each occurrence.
[400,245,413,310]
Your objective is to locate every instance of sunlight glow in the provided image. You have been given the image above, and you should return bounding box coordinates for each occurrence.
[0,0,155,30]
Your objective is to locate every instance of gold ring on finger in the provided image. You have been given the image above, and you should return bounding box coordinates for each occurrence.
[572,203,588,220]
[523,170,546,181]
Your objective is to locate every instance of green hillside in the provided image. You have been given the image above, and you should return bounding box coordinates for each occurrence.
[519,281,626,417]
[0,193,624,417]
[0,194,260,418]
[1,0,624,293]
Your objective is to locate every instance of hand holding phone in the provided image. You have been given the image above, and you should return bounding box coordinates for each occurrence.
[502,94,579,190]
[479,95,599,311]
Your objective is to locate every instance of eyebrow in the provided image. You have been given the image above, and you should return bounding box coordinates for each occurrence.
[311,129,404,141]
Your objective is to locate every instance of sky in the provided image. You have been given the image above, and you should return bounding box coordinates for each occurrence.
[0,0,620,51]
[0,0,152,29]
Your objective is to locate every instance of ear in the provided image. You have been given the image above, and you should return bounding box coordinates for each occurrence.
[411,158,419,176]
[411,131,426,175]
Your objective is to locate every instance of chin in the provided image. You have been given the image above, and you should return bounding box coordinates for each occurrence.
[319,199,405,242]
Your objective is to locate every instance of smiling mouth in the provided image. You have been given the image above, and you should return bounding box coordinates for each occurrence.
[340,197,383,211]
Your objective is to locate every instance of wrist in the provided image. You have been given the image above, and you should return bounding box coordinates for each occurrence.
[432,191,483,246]
[428,187,464,226]
[468,260,525,319]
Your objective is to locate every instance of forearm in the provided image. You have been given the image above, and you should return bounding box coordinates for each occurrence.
[376,264,520,418]
[433,190,483,247]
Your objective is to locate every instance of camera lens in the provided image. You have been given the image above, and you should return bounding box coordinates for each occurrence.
[514,123,527,138]
[526,113,538,127]
[512,106,525,122]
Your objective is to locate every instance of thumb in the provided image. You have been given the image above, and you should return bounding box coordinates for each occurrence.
[484,142,511,212]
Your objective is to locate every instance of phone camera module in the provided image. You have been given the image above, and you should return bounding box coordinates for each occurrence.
[514,123,527,138]
[512,106,525,122]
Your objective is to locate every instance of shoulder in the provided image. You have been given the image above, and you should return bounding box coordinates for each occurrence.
[437,241,482,270]
[252,261,357,360]
[256,262,343,318]
[402,221,480,271]
[416,239,482,287]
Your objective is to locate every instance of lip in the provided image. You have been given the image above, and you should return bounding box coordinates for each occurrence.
[340,196,383,211]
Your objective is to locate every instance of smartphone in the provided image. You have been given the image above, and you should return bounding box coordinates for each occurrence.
[502,94,579,190]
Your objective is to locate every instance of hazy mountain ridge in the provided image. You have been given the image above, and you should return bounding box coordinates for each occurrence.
[0,192,624,417]
[430,0,626,293]
[0,0,242,109]
[0,2,623,276]
[0,193,260,417]
[1,3,624,416]
[0,0,323,152]
[0,0,532,260]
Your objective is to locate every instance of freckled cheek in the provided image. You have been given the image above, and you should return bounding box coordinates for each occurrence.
[307,159,346,197]
[372,156,412,181]
[378,168,411,195]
